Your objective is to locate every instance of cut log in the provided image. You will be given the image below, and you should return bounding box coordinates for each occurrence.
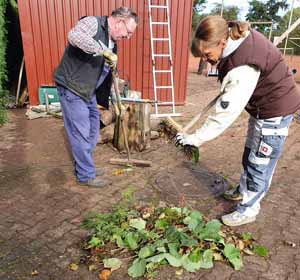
[99,107,115,126]
[98,123,115,144]
[113,102,151,152]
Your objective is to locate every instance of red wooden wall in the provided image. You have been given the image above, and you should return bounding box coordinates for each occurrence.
[18,0,193,105]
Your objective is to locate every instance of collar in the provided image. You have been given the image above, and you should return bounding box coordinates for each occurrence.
[109,39,115,50]
[222,30,250,58]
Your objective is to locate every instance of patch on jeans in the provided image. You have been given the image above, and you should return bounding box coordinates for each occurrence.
[259,141,273,156]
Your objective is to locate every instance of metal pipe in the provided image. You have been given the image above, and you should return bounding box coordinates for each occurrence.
[16,57,24,105]
[284,0,295,55]
[220,0,224,17]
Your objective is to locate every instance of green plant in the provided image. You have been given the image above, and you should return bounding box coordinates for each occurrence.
[82,192,268,278]
[0,0,8,125]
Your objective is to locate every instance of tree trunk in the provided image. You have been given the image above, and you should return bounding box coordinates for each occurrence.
[113,102,151,152]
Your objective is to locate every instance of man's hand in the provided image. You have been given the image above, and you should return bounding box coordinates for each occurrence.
[93,48,118,69]
[102,50,118,69]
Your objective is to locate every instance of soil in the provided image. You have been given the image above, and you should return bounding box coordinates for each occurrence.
[0,59,300,279]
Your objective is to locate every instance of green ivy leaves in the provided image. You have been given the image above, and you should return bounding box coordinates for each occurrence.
[83,205,267,278]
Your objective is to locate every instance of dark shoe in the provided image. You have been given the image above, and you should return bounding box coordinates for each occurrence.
[96,168,105,176]
[78,178,107,188]
[223,185,243,201]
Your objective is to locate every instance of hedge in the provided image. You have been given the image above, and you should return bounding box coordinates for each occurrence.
[0,0,8,125]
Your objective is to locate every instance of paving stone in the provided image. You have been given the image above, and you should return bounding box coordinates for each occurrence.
[9,223,31,233]
[44,211,77,227]
[22,221,50,240]
[45,221,76,240]
[70,228,89,239]
[47,233,79,254]
[1,80,300,279]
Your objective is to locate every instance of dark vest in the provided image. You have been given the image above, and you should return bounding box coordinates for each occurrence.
[54,16,117,108]
[217,29,300,119]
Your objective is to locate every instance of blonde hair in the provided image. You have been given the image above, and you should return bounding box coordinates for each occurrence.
[191,16,250,57]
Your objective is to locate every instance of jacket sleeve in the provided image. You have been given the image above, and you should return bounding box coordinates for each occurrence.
[68,16,103,54]
[186,65,261,147]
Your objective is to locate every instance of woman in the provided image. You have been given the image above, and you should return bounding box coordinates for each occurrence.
[176,16,300,226]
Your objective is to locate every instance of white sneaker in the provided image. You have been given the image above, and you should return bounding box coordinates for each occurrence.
[221,211,256,227]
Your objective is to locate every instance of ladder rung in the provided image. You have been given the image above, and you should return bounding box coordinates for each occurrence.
[156,86,173,89]
[151,113,182,118]
[159,102,174,105]
[153,38,169,41]
[151,22,168,25]
[150,5,168,8]
[154,70,172,73]
[153,54,170,57]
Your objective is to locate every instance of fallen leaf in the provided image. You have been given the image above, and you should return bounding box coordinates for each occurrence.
[69,263,78,271]
[237,240,245,251]
[283,241,296,248]
[98,269,111,280]
[175,268,184,275]
[31,270,39,276]
[103,258,122,271]
[158,213,166,219]
[219,230,227,238]
[88,264,97,271]
[142,212,151,219]
[213,252,224,261]
[243,248,254,255]
[112,169,124,176]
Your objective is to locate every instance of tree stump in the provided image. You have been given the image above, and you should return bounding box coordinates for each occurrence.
[113,102,151,152]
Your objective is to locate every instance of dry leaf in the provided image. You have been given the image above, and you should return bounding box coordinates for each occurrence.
[31,270,39,276]
[175,268,184,276]
[88,264,97,271]
[283,241,296,247]
[213,253,224,261]
[99,269,111,280]
[69,263,78,271]
[238,240,245,251]
[219,230,227,238]
[243,248,254,255]
[112,169,125,176]
[142,212,151,219]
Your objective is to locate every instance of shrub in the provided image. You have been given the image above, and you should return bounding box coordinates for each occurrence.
[0,0,8,125]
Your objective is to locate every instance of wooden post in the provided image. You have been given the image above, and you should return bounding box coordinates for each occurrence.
[113,102,151,152]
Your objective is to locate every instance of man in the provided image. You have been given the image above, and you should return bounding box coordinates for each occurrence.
[176,16,300,226]
[54,7,138,187]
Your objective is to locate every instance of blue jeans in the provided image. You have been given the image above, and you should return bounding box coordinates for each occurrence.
[58,87,100,182]
[237,114,293,217]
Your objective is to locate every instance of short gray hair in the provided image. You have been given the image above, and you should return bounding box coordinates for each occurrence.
[111,7,139,24]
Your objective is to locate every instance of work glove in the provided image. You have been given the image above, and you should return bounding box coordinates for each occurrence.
[175,132,200,147]
[102,50,118,70]
[175,132,200,162]
[93,48,118,70]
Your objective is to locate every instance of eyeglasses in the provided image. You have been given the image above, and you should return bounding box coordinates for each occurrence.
[121,20,134,38]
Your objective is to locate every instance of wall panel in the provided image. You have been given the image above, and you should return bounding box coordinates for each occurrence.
[18,0,193,105]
